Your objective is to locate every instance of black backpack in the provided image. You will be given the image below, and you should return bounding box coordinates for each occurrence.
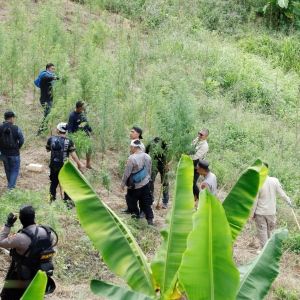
[8,225,58,288]
[0,126,17,149]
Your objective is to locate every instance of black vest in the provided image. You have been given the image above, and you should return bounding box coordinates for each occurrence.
[0,122,19,156]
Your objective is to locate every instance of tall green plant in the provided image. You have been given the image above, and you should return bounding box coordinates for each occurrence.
[21,271,47,300]
[59,157,286,300]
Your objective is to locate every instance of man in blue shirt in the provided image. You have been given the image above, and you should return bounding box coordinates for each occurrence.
[68,101,92,169]
[0,111,24,190]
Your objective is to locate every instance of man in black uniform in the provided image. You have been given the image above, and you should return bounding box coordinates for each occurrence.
[35,63,60,136]
[145,137,172,209]
[0,205,55,300]
[46,122,84,207]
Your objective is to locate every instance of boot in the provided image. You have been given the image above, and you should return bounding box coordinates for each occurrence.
[147,218,154,226]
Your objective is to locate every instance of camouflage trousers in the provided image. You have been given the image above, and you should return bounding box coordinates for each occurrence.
[254,214,276,248]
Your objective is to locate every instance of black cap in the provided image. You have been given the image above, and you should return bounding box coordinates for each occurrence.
[198,160,210,172]
[132,126,143,139]
[4,111,17,120]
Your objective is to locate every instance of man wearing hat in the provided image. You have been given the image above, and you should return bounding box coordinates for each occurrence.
[190,129,209,201]
[0,205,56,299]
[0,111,24,190]
[196,160,217,200]
[120,140,154,225]
[46,122,84,207]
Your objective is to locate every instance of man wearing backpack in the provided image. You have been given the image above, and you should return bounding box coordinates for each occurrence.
[120,140,154,225]
[0,205,56,300]
[0,111,24,190]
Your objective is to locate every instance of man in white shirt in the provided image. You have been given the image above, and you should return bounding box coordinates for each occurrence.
[189,129,209,201]
[250,162,291,248]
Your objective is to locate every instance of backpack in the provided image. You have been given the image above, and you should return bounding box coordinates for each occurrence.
[0,126,17,149]
[8,225,58,284]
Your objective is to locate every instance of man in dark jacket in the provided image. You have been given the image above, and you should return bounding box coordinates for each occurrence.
[0,205,55,300]
[0,111,24,190]
[35,63,60,136]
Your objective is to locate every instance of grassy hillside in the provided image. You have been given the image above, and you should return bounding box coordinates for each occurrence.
[0,0,300,298]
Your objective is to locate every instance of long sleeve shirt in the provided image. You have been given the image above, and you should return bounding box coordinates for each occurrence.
[189,139,208,161]
[250,176,290,217]
[40,74,56,103]
[68,110,92,136]
[121,151,152,189]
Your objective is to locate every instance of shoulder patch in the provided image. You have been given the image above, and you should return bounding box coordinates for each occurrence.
[201,182,206,189]
[8,234,17,240]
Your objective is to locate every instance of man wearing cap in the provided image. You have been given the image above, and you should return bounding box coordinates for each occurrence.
[0,111,24,190]
[0,205,55,300]
[68,101,93,169]
[250,162,292,248]
[46,123,84,207]
[190,129,209,201]
[121,126,145,214]
[196,160,217,203]
[120,140,154,225]
[35,63,60,136]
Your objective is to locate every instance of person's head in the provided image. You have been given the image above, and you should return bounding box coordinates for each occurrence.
[46,63,55,74]
[19,205,35,227]
[130,139,142,153]
[198,129,209,141]
[197,159,210,175]
[4,111,17,123]
[263,162,269,169]
[130,126,143,140]
[56,122,68,135]
[75,101,85,114]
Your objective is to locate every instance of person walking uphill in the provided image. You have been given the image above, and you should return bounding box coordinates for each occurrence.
[46,123,84,208]
[0,205,57,300]
[35,63,60,136]
[250,162,292,248]
[68,101,93,169]
[189,129,209,201]
[120,140,154,225]
[0,111,24,190]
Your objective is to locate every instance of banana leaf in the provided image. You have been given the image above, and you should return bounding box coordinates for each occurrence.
[178,189,240,300]
[21,271,47,300]
[235,227,288,300]
[90,280,156,300]
[59,160,156,297]
[222,159,268,244]
[151,155,194,296]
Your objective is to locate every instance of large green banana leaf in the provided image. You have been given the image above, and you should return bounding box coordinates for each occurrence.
[21,271,47,300]
[151,155,194,296]
[178,189,240,300]
[59,160,156,298]
[235,227,288,300]
[222,159,268,244]
[90,280,156,300]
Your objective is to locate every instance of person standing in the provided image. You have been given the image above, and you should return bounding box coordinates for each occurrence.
[120,140,154,225]
[68,101,93,169]
[145,137,173,209]
[250,162,291,248]
[0,111,24,190]
[46,122,84,208]
[189,129,209,201]
[0,205,56,300]
[35,63,60,136]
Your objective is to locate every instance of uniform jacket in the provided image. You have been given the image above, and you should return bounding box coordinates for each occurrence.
[189,138,208,161]
[121,151,152,189]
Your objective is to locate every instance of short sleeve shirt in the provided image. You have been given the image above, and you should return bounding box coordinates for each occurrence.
[46,136,76,168]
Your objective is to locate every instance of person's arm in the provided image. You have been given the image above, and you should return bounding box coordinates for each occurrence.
[120,158,134,190]
[17,127,24,149]
[42,74,56,83]
[70,151,84,171]
[191,137,199,145]
[46,138,51,153]
[189,142,208,161]
[250,195,259,220]
[275,180,290,204]
[68,114,74,134]
[0,213,19,249]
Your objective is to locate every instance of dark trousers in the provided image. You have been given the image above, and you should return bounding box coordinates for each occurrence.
[49,167,70,201]
[0,271,30,300]
[150,165,169,203]
[37,101,52,134]
[193,169,200,200]
[127,183,154,220]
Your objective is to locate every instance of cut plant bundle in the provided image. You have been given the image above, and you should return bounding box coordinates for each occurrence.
[59,157,287,300]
